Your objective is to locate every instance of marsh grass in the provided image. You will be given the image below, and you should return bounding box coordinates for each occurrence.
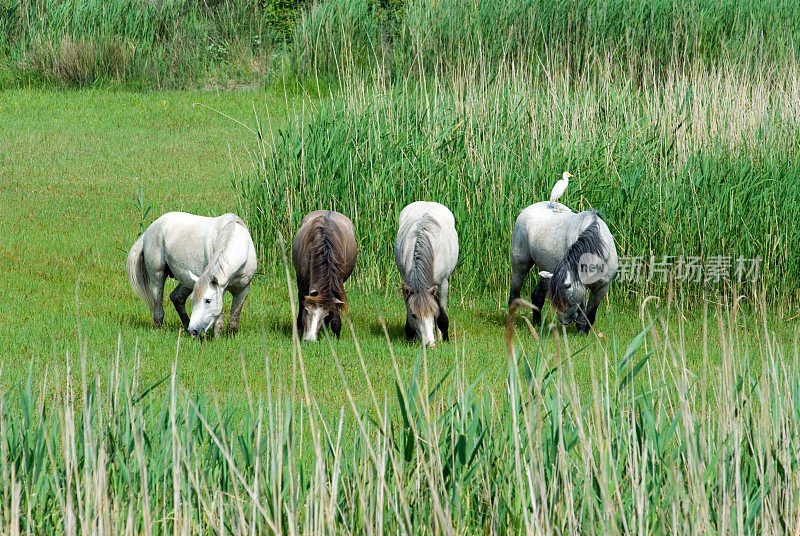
[3,0,800,87]
[289,0,800,81]
[1,293,797,534]
[2,0,279,87]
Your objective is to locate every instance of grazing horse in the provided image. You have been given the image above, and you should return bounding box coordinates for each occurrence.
[508,202,617,333]
[292,210,358,341]
[126,212,257,337]
[394,201,459,348]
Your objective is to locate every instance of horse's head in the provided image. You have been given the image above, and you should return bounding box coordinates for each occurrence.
[539,270,586,326]
[187,272,225,337]
[402,282,439,349]
[301,290,344,341]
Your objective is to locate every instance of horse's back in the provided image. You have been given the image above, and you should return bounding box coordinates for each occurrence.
[512,203,616,277]
[293,210,358,282]
[395,201,458,281]
[141,211,254,286]
[398,201,455,231]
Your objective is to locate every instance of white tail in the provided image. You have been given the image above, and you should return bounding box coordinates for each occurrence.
[126,235,154,311]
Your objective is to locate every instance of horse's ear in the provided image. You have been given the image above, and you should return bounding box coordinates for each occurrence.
[188,270,199,283]
[538,271,553,280]
[400,282,411,298]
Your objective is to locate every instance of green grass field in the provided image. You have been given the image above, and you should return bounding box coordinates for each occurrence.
[1,86,795,415]
[4,87,792,410]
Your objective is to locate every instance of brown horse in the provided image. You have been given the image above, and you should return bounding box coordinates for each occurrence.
[291,210,358,341]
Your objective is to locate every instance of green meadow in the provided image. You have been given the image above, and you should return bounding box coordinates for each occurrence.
[0,88,674,400]
[3,88,792,402]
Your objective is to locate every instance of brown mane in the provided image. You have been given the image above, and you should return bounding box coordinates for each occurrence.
[301,216,349,314]
[402,282,439,318]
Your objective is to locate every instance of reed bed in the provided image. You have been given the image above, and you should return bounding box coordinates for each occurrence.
[290,0,800,81]
[235,58,800,301]
[3,0,800,87]
[1,299,797,534]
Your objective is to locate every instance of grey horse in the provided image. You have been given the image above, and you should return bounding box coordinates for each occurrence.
[126,212,257,337]
[508,201,618,333]
[395,201,459,348]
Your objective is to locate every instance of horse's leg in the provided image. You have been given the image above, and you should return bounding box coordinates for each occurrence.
[404,319,415,341]
[169,284,192,329]
[213,315,225,338]
[530,277,549,326]
[295,281,308,336]
[329,313,342,338]
[508,255,532,305]
[228,285,250,336]
[579,283,609,333]
[148,268,167,328]
[436,279,450,341]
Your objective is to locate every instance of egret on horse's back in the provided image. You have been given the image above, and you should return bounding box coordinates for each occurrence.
[549,171,573,211]
[126,211,257,337]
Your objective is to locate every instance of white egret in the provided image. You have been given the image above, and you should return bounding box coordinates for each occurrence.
[549,171,573,211]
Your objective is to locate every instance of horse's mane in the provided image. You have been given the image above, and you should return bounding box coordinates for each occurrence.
[303,216,348,314]
[402,217,439,317]
[550,210,606,309]
[192,215,246,299]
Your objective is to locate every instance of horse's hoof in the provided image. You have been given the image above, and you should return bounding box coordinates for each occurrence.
[576,324,590,335]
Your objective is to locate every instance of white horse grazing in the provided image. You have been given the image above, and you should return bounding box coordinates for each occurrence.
[509,202,617,333]
[126,212,257,337]
[394,201,459,348]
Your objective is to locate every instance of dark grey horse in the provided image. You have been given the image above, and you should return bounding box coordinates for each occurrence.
[508,201,618,333]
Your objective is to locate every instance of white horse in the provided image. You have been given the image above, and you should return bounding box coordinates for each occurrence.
[394,201,459,348]
[509,202,617,333]
[126,212,257,337]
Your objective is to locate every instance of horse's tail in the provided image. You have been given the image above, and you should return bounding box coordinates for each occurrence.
[126,236,154,311]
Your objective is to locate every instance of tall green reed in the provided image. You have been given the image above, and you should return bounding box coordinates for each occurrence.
[1,297,797,534]
[4,0,800,87]
[289,0,800,81]
[236,61,800,302]
[2,0,283,87]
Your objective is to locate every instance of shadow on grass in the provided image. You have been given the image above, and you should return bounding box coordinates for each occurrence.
[368,318,407,343]
[271,318,295,339]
